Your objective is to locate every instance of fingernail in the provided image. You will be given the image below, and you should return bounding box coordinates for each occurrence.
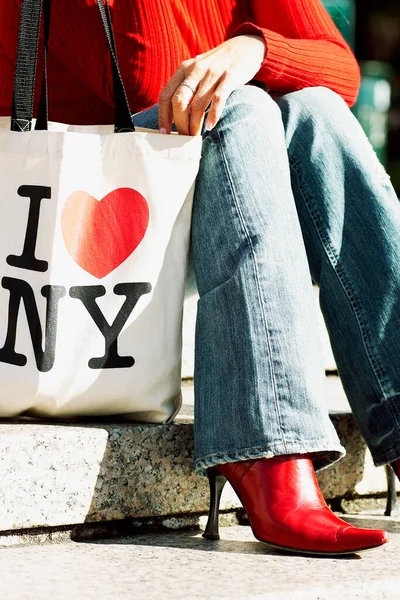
[159,127,167,134]
[205,120,214,132]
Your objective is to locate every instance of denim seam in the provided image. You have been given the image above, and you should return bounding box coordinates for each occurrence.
[289,154,391,400]
[214,129,288,452]
[391,396,400,419]
[197,438,342,461]
[194,441,345,476]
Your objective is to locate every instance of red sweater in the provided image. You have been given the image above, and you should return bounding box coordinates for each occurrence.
[0,0,360,125]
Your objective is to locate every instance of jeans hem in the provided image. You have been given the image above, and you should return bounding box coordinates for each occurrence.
[371,441,400,467]
[194,440,345,478]
[362,394,400,466]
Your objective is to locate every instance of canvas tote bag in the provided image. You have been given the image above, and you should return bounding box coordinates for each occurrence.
[0,0,202,422]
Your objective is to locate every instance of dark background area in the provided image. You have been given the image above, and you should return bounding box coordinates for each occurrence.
[355,0,400,193]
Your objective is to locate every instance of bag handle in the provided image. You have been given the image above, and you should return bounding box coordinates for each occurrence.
[11,0,42,132]
[34,0,51,130]
[11,0,134,133]
[95,0,134,132]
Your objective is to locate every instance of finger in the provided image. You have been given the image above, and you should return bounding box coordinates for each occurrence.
[204,78,233,132]
[158,68,187,133]
[172,80,199,135]
[189,74,222,136]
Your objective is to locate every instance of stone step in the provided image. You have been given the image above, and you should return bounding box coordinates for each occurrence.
[0,378,396,536]
[2,519,400,599]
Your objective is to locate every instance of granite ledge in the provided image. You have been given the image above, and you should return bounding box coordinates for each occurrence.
[0,379,394,533]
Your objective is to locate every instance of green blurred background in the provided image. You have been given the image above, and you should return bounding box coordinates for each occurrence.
[322,0,400,194]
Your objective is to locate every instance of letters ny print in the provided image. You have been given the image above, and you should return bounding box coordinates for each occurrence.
[0,185,151,372]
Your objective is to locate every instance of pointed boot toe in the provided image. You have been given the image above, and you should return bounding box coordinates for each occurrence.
[203,455,389,556]
[335,524,389,553]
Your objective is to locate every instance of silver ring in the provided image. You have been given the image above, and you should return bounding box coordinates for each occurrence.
[179,82,196,95]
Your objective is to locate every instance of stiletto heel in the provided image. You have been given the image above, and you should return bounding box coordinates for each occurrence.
[202,467,227,540]
[385,463,398,516]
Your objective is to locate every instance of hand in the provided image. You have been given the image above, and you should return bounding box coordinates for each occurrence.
[158,35,266,136]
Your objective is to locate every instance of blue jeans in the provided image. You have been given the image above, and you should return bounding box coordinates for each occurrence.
[133,85,400,477]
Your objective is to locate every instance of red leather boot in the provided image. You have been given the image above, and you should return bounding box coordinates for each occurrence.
[391,460,400,479]
[202,455,389,555]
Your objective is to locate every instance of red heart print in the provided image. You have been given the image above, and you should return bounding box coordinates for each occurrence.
[61,188,149,279]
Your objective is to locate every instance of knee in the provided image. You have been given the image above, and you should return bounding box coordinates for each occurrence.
[227,84,277,110]
[291,86,348,111]
[214,84,283,134]
[278,86,355,136]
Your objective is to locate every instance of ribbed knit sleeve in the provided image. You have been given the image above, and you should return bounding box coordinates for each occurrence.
[233,0,360,107]
[0,0,362,124]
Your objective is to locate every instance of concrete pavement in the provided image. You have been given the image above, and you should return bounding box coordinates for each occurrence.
[1,517,400,599]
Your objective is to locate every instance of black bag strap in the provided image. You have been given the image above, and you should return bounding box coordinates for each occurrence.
[96,0,134,132]
[34,0,51,130]
[11,0,134,133]
[11,0,43,132]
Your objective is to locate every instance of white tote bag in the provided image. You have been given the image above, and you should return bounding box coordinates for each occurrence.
[0,0,202,422]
